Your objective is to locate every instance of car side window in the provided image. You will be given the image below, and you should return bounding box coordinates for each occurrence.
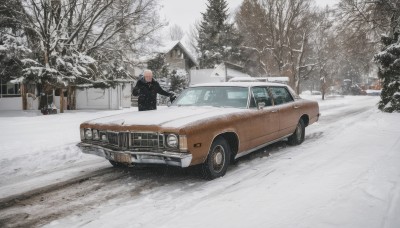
[250,87,272,108]
[269,87,294,105]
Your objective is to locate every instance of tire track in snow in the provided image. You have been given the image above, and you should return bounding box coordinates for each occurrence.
[0,166,196,227]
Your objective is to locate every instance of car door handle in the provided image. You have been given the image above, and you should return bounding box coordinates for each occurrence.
[271,110,278,113]
[293,105,300,109]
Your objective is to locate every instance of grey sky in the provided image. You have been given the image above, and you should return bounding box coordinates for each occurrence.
[160,0,339,33]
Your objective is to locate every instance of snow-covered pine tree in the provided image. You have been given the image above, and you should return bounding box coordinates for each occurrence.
[169,69,188,94]
[147,54,169,80]
[372,0,400,113]
[1,0,163,110]
[197,0,242,68]
[0,33,32,83]
[374,33,400,112]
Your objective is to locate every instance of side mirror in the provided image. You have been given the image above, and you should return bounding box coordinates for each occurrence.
[257,102,265,110]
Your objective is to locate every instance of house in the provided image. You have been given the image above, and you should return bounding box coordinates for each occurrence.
[133,40,198,78]
[0,78,132,111]
[0,78,26,111]
[162,41,198,73]
[0,84,162,115]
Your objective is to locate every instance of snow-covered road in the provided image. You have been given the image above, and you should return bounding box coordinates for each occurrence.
[1,96,399,228]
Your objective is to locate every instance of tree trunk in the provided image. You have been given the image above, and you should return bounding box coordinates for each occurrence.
[21,83,27,110]
[60,89,64,113]
[67,85,76,110]
[321,77,326,101]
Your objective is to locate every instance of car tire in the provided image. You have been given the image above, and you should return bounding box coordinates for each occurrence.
[288,119,305,145]
[201,137,231,180]
[109,160,127,168]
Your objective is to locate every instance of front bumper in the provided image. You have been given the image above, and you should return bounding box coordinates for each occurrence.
[77,143,192,168]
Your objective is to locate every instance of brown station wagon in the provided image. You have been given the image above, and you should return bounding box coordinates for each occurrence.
[78,82,319,179]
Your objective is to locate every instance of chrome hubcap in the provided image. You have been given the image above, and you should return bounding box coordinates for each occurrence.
[212,145,225,173]
[215,152,223,165]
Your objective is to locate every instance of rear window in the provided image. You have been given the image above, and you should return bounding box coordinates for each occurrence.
[269,87,294,105]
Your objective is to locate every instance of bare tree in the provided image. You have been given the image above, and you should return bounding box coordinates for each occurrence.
[335,0,383,82]
[236,0,315,91]
[184,23,200,60]
[235,0,270,76]
[168,24,184,41]
[306,8,341,99]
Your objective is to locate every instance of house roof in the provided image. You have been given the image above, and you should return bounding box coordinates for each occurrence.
[158,41,198,66]
[138,40,198,67]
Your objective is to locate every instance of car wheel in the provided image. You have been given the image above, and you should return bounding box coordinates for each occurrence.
[288,119,305,145]
[109,160,127,168]
[201,137,231,180]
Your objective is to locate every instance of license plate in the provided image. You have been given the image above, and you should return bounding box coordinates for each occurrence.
[140,155,159,160]
[113,152,132,163]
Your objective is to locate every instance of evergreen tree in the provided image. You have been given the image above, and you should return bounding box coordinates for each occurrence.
[374,33,400,112]
[147,54,169,79]
[372,0,400,113]
[197,0,242,68]
[169,69,188,94]
[0,33,31,83]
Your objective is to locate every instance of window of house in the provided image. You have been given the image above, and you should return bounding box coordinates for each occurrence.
[0,79,21,97]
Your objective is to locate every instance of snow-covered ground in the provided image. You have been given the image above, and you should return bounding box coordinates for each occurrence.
[0,108,137,198]
[1,95,400,228]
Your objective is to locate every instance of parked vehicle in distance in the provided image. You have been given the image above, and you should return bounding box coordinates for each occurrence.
[78,82,320,179]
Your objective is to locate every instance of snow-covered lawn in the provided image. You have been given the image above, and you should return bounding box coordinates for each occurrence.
[1,96,400,228]
[0,108,137,198]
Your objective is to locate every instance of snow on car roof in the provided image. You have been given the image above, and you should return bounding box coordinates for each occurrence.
[190,81,287,87]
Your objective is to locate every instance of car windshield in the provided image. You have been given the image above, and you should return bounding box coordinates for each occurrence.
[172,86,249,108]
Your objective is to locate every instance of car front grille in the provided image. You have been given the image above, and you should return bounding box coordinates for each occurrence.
[131,132,163,148]
[93,131,164,151]
[107,132,119,146]
[103,131,129,149]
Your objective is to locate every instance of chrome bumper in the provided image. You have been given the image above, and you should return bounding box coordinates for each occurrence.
[77,143,192,168]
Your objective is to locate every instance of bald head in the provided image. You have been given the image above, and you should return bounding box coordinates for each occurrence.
[143,70,153,82]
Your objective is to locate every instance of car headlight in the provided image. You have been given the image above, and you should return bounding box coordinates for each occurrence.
[101,134,107,142]
[85,129,93,140]
[166,134,178,148]
[93,129,99,140]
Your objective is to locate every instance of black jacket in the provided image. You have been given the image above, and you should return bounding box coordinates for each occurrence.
[132,77,172,111]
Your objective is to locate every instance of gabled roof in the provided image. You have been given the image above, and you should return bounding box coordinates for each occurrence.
[157,40,181,54]
[157,41,198,66]
[137,40,198,66]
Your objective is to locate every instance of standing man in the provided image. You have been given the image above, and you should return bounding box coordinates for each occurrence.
[132,69,176,111]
